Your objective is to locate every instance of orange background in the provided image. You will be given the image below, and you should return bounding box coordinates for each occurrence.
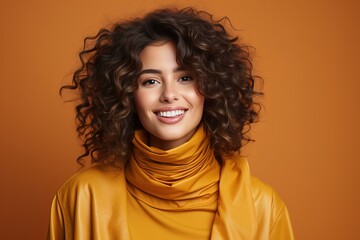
[1,0,359,239]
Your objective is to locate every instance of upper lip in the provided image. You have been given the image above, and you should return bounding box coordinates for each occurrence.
[152,107,188,113]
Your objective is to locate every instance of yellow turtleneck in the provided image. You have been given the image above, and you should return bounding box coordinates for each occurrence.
[126,126,220,239]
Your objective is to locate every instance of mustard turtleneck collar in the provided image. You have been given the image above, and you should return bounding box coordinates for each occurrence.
[125,125,220,210]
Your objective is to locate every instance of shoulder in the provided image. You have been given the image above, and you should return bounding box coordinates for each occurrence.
[222,156,288,223]
[250,177,295,238]
[49,163,128,238]
[250,176,287,220]
[220,156,294,237]
[56,163,125,202]
[251,176,284,204]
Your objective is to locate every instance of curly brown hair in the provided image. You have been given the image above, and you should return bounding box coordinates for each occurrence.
[62,7,262,165]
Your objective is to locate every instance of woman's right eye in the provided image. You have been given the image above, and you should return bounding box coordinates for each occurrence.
[142,79,159,86]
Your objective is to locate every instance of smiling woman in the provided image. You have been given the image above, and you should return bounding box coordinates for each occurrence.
[48,7,295,240]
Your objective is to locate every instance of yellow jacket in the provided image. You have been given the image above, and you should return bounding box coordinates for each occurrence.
[48,157,294,239]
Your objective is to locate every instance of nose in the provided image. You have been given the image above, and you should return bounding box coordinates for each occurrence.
[160,82,179,103]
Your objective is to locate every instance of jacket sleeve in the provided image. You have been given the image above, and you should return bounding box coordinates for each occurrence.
[47,195,65,240]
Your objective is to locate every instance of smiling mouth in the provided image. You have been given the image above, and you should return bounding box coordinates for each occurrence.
[155,110,187,118]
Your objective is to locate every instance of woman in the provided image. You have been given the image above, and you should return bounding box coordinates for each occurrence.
[48,7,295,240]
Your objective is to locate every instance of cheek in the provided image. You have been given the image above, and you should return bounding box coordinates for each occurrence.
[186,91,205,121]
[134,92,146,117]
[191,92,205,110]
[134,90,157,118]
[198,98,205,117]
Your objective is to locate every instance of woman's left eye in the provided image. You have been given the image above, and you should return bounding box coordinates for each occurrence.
[179,76,193,82]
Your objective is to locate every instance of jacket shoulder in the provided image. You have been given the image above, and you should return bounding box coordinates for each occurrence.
[56,164,125,200]
[251,176,291,231]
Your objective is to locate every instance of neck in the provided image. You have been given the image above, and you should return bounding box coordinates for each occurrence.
[148,129,197,150]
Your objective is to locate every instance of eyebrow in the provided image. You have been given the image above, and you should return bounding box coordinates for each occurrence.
[139,67,185,75]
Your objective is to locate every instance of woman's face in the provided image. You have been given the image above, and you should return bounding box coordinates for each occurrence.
[134,41,204,150]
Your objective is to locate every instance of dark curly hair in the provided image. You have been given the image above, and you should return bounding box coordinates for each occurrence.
[61,7,262,165]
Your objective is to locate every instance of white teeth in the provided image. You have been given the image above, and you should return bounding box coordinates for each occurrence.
[158,110,185,117]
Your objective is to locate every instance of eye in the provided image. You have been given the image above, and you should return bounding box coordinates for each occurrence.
[178,75,193,82]
[142,79,160,86]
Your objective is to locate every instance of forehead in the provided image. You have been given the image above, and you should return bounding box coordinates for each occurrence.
[139,41,178,69]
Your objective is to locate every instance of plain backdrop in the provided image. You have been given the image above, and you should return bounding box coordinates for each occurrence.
[1,0,359,239]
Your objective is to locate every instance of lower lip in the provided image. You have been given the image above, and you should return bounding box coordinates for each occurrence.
[155,111,186,124]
